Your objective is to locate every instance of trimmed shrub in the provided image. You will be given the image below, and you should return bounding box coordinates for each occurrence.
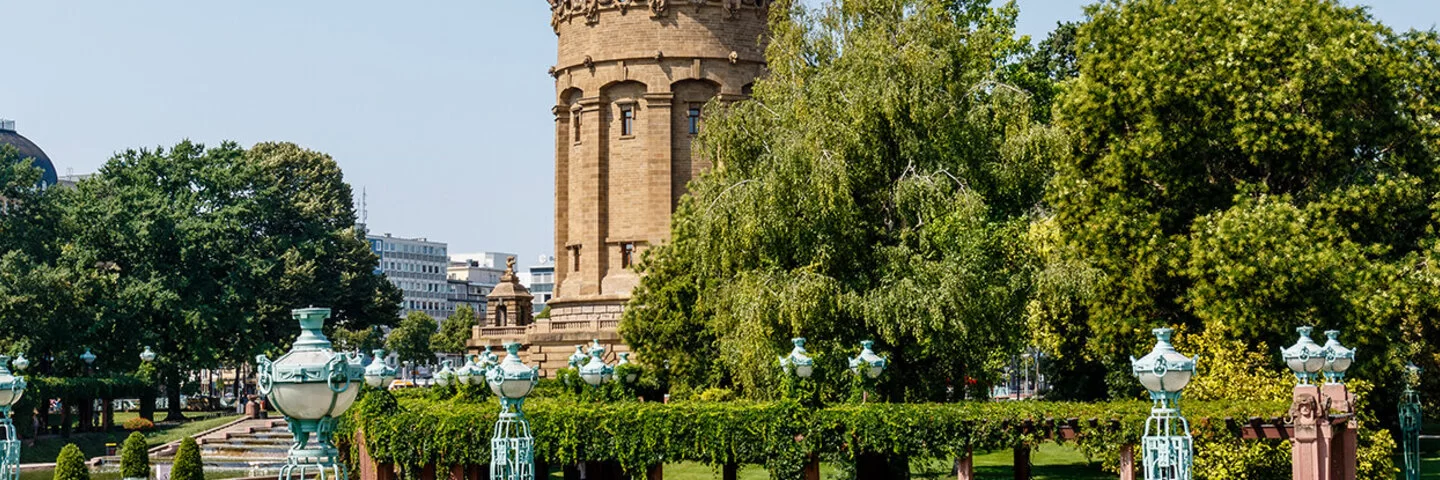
[120,431,151,479]
[169,437,203,480]
[122,417,155,431]
[53,444,90,480]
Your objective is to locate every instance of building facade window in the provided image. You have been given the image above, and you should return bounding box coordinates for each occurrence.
[620,104,636,136]
[569,245,581,272]
[621,243,636,269]
[688,106,702,135]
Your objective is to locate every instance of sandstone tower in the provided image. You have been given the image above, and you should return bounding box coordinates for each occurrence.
[469,0,769,372]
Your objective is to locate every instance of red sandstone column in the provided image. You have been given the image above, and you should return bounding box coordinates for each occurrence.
[1013,445,1031,480]
[955,446,974,480]
[1292,384,1329,480]
[1118,444,1135,480]
[803,456,821,480]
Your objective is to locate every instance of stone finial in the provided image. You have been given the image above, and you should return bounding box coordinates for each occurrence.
[583,55,595,70]
[728,51,739,64]
[650,0,668,16]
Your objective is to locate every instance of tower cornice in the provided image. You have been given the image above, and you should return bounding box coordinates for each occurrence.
[548,0,769,32]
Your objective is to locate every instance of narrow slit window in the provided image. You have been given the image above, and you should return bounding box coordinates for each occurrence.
[621,243,636,269]
[620,104,636,136]
[688,106,702,135]
[573,111,582,143]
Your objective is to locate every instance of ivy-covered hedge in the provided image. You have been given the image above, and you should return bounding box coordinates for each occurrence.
[340,390,1290,479]
[8,375,155,438]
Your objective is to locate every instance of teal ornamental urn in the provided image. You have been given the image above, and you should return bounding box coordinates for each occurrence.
[255,307,366,480]
[0,355,26,480]
[487,342,539,480]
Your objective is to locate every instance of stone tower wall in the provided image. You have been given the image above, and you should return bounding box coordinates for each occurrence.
[549,0,768,317]
[472,1,768,373]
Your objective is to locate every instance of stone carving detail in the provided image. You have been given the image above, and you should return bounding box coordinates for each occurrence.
[649,0,667,16]
[723,0,740,17]
[728,51,739,64]
[690,0,707,11]
[583,0,602,24]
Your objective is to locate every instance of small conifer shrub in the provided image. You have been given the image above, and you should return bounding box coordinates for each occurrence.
[169,437,204,480]
[120,431,151,479]
[53,444,90,480]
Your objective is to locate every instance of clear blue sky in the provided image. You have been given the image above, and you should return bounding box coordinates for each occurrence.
[2,1,1435,267]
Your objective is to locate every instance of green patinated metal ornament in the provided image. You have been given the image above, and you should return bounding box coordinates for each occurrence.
[1130,328,1196,480]
[1401,363,1423,480]
[0,355,27,480]
[487,342,539,480]
[779,338,815,379]
[363,350,397,389]
[1319,330,1355,384]
[255,307,366,480]
[578,339,613,387]
[1281,326,1327,384]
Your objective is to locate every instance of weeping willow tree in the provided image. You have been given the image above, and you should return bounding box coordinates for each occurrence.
[620,0,1067,402]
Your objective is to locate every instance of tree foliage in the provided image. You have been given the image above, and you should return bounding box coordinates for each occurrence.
[169,437,203,480]
[52,444,89,480]
[431,306,477,354]
[1041,0,1440,401]
[0,141,401,417]
[622,0,1064,401]
[120,431,150,479]
[388,311,437,364]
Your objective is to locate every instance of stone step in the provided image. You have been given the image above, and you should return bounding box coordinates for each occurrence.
[200,444,291,456]
[203,437,292,446]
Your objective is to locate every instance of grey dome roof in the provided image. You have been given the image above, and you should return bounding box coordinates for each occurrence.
[0,123,59,187]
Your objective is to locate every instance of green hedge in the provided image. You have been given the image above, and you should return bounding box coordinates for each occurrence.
[340,390,1290,479]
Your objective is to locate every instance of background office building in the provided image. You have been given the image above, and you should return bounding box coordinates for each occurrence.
[446,251,518,318]
[368,233,450,319]
[527,256,555,315]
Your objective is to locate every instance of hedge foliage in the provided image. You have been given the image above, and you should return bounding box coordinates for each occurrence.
[52,444,89,480]
[341,390,1292,479]
[169,437,203,480]
[120,431,150,479]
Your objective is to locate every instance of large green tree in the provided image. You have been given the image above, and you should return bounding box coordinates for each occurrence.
[1044,0,1440,400]
[621,0,1065,401]
[432,306,477,354]
[0,140,401,419]
[387,311,437,365]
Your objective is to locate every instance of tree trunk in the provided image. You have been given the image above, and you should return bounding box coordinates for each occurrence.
[60,400,72,437]
[164,369,187,422]
[139,388,156,421]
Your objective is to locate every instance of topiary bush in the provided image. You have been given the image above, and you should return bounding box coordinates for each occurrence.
[52,443,90,480]
[120,431,150,479]
[169,437,203,480]
[122,417,155,431]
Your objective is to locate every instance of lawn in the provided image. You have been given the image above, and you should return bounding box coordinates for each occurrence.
[540,444,1108,480]
[20,413,244,463]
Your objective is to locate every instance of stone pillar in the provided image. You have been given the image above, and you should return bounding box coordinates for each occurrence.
[1323,383,1358,480]
[955,447,974,480]
[1013,445,1031,480]
[803,456,821,480]
[646,464,664,480]
[102,398,114,431]
[1291,384,1329,480]
[722,464,739,480]
[1118,444,1136,480]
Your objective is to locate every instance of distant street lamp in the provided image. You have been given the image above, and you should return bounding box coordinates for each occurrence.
[0,354,28,480]
[779,338,815,379]
[139,347,157,364]
[487,342,539,480]
[255,307,366,480]
[578,340,613,387]
[435,361,455,387]
[849,340,888,403]
[1400,363,1424,480]
[567,345,588,369]
[363,350,397,389]
[1130,328,1196,480]
[617,353,639,385]
[848,340,887,379]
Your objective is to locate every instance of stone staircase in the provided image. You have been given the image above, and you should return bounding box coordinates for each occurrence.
[97,418,293,477]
